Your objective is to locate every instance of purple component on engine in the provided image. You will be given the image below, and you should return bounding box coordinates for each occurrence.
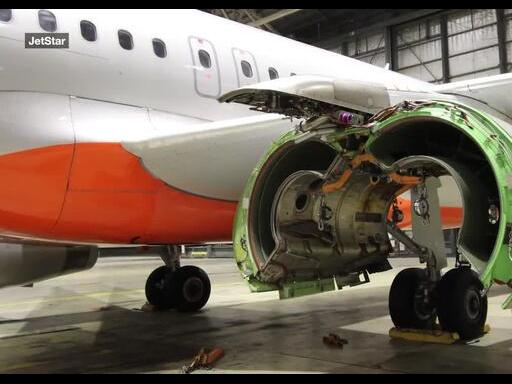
[339,112,352,124]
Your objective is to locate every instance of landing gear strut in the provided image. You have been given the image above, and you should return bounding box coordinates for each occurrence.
[144,246,211,312]
[388,174,488,340]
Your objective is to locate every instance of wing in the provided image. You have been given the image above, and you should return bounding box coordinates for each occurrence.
[219,74,444,117]
[434,72,512,118]
[220,73,512,122]
[123,114,294,201]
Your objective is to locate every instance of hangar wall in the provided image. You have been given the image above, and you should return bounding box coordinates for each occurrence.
[331,9,512,84]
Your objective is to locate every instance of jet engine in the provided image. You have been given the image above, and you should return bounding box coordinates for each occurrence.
[223,85,512,308]
[0,242,98,288]
[220,74,512,338]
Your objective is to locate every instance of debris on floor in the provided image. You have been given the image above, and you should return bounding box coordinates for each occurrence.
[182,347,225,374]
[323,333,349,348]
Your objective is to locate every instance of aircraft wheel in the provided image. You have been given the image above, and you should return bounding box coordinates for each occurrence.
[437,267,487,340]
[389,268,436,329]
[145,265,175,310]
[170,265,211,312]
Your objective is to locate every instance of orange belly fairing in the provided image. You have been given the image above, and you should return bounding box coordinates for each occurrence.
[0,143,236,244]
[0,144,74,236]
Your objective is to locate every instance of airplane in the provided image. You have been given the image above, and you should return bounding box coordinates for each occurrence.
[1,8,512,340]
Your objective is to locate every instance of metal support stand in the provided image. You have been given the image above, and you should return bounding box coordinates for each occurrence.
[387,222,438,283]
[411,177,447,281]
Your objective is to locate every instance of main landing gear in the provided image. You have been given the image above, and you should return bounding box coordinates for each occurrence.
[389,266,488,340]
[144,246,211,312]
[388,174,488,341]
[436,267,488,340]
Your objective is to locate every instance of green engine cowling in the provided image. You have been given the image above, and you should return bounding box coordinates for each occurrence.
[233,100,512,306]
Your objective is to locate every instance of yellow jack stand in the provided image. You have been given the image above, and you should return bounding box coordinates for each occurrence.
[389,324,491,345]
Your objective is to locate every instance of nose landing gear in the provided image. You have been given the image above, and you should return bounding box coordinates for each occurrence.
[144,246,211,312]
[145,265,176,310]
[169,265,211,312]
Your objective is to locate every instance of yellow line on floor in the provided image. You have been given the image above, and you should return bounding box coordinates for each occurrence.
[0,289,144,308]
[0,282,245,309]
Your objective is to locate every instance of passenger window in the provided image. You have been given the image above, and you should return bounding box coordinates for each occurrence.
[38,10,57,32]
[268,67,279,80]
[118,30,133,50]
[241,60,253,78]
[0,9,12,22]
[80,20,97,42]
[198,49,211,68]
[290,72,297,76]
[152,38,166,58]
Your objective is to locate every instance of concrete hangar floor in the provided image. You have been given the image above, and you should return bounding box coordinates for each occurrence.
[0,256,510,374]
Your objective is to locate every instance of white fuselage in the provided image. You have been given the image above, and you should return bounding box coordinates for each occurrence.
[0,9,433,121]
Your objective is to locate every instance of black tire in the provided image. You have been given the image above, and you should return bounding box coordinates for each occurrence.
[437,267,488,340]
[389,268,436,329]
[170,266,211,312]
[145,265,175,310]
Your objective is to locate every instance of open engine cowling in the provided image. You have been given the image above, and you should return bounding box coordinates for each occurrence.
[0,243,98,288]
[232,99,512,304]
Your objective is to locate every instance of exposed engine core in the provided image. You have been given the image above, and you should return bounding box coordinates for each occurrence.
[266,157,399,283]
[0,243,98,288]
[233,100,512,298]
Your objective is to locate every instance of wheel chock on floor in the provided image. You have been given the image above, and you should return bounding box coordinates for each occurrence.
[389,327,459,344]
[389,324,491,345]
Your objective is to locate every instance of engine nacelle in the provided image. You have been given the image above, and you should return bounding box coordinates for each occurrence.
[0,243,98,288]
[232,99,512,303]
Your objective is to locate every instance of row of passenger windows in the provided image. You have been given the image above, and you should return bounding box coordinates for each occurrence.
[0,9,281,80]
